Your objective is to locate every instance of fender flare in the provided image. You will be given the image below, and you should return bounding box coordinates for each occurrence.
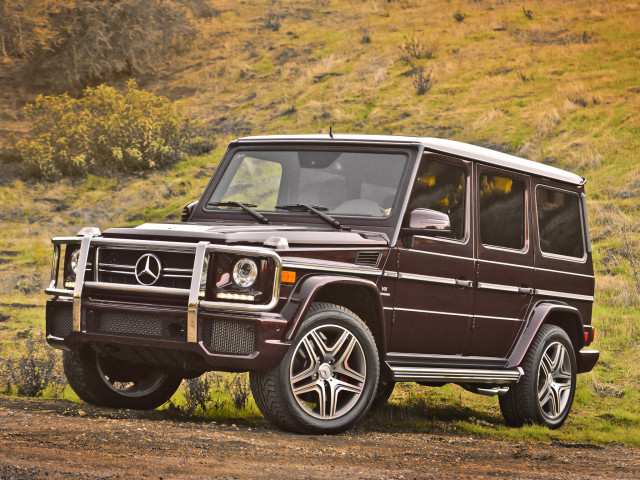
[506,301,584,369]
[280,274,386,353]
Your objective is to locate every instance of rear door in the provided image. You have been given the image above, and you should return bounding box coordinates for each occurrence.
[389,153,475,356]
[465,164,534,359]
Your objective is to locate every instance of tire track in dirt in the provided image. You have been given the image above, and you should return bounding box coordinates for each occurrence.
[0,396,638,479]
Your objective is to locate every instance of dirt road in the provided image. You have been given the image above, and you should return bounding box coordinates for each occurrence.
[0,395,638,480]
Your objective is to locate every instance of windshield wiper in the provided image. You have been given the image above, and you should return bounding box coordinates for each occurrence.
[206,201,270,224]
[275,204,350,231]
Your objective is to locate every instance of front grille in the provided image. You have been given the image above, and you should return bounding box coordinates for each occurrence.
[355,251,382,267]
[96,247,195,289]
[49,303,73,338]
[85,310,187,342]
[202,319,255,355]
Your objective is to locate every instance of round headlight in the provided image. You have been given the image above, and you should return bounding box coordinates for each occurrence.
[70,249,81,275]
[232,258,258,288]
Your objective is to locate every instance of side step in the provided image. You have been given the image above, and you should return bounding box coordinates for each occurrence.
[388,365,524,384]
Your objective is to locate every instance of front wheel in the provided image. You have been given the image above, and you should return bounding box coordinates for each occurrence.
[63,349,182,410]
[499,324,576,429]
[250,303,380,434]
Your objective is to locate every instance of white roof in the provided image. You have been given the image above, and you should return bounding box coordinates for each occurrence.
[236,134,585,186]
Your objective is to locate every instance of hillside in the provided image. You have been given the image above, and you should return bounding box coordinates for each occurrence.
[0,0,639,445]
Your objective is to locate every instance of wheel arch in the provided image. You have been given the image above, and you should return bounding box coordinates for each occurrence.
[506,301,584,369]
[281,275,386,356]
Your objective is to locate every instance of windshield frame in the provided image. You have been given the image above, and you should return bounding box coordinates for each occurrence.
[194,142,420,231]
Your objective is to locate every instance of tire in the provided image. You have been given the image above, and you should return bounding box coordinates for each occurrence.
[370,379,396,410]
[499,324,577,429]
[250,302,380,434]
[63,349,183,410]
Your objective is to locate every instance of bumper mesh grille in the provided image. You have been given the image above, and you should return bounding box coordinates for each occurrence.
[203,319,255,355]
[49,304,73,338]
[85,310,187,342]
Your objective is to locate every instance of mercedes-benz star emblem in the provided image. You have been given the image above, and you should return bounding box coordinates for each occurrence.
[134,253,162,286]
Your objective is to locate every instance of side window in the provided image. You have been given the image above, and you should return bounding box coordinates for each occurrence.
[479,173,525,250]
[408,158,466,240]
[536,187,585,258]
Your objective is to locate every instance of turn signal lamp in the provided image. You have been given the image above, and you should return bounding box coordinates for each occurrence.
[281,271,296,283]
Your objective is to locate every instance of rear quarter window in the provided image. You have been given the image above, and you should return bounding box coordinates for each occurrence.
[536,186,585,258]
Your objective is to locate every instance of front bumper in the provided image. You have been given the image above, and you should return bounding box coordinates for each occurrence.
[45,234,289,372]
[47,297,290,372]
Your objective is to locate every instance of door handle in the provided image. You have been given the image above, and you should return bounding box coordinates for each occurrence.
[518,287,535,295]
[455,279,474,288]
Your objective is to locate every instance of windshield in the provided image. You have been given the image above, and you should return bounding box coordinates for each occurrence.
[207,149,408,218]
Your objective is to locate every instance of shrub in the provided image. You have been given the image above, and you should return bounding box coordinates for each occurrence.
[1,330,64,398]
[18,80,202,180]
[10,0,195,92]
[400,33,438,61]
[413,67,433,95]
[226,374,251,410]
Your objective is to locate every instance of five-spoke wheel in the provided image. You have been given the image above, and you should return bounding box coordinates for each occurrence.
[499,324,576,429]
[250,302,380,434]
[289,324,366,420]
[537,341,573,421]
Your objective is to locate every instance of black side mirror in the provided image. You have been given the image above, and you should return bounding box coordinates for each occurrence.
[182,201,199,222]
[401,208,451,237]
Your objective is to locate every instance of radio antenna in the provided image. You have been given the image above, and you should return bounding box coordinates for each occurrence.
[329,126,334,138]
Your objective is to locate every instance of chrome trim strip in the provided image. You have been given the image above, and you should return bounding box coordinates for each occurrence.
[99,263,135,270]
[283,262,382,277]
[477,282,520,293]
[407,249,474,261]
[383,271,398,278]
[380,292,391,297]
[73,236,92,332]
[90,238,197,250]
[399,272,456,286]
[536,267,594,278]
[383,307,394,311]
[162,274,192,279]
[52,237,81,245]
[188,242,207,343]
[479,258,534,269]
[49,244,60,290]
[474,314,521,322]
[389,365,523,384]
[164,267,193,273]
[395,307,469,317]
[44,288,73,297]
[84,281,190,296]
[97,269,135,276]
[536,289,594,302]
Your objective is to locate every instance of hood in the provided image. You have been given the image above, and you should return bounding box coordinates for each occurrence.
[102,222,389,248]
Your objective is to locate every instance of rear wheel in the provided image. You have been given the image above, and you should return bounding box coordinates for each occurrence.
[499,324,576,428]
[63,349,182,410]
[250,303,380,434]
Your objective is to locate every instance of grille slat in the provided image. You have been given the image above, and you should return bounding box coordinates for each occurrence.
[203,319,255,355]
[85,310,187,342]
[355,251,382,267]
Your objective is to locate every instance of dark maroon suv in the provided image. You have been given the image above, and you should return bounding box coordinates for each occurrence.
[45,135,598,433]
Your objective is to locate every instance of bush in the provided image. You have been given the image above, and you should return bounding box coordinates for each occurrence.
[1,330,64,398]
[18,80,203,180]
[6,0,195,92]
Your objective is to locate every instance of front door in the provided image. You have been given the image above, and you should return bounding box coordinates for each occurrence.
[389,153,475,356]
